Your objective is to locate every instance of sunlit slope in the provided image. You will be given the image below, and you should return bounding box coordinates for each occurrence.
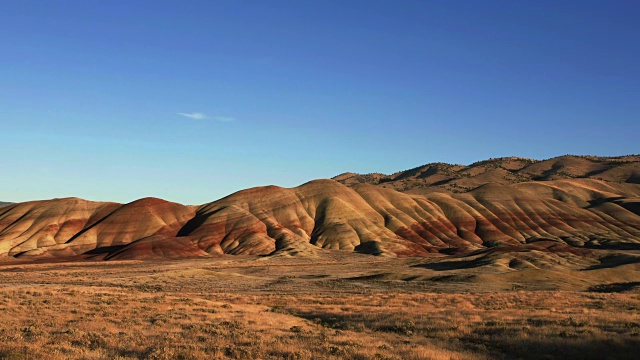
[0,197,197,259]
[0,178,639,261]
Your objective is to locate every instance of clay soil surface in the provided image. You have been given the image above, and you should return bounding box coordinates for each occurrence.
[0,251,639,359]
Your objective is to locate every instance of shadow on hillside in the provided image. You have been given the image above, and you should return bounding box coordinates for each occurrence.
[176,207,227,237]
[413,258,484,271]
[485,338,640,360]
[585,254,640,270]
[585,196,625,208]
[587,282,640,293]
[84,245,126,255]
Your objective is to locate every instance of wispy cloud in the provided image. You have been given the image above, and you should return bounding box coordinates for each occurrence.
[178,112,208,120]
[212,116,235,122]
[178,113,235,122]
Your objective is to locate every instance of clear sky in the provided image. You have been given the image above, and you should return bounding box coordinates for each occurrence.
[1,0,638,204]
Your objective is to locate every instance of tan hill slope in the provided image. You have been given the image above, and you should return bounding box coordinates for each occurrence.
[334,155,640,193]
[1,177,639,262]
[0,197,198,260]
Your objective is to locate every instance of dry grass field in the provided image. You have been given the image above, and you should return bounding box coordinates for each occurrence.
[0,251,638,359]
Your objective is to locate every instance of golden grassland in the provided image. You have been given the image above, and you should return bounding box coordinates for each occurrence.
[0,253,638,359]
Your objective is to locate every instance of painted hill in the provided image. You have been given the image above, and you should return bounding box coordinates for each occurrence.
[0,197,197,260]
[1,162,640,262]
[333,155,640,194]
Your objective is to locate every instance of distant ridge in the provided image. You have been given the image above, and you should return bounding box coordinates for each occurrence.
[333,155,640,194]
[0,202,13,208]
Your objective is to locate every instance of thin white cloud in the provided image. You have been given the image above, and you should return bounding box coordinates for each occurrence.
[212,116,235,122]
[178,112,207,120]
[178,113,235,122]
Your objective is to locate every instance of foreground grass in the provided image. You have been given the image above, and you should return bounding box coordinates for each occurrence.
[0,258,638,359]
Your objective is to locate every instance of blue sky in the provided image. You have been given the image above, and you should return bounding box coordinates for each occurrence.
[1,0,638,204]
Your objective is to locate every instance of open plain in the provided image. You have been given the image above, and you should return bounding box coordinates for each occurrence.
[0,250,639,360]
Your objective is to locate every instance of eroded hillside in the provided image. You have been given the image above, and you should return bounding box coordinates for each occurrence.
[1,173,639,262]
